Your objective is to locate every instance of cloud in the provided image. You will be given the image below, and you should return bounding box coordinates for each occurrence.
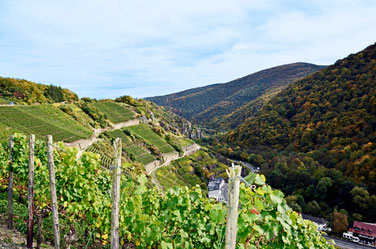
[0,0,375,98]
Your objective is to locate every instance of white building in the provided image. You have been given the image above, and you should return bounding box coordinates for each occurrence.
[208,177,228,203]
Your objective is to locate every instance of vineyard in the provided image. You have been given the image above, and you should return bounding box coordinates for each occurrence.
[155,150,229,190]
[0,105,92,142]
[86,145,114,168]
[92,102,135,123]
[0,133,336,248]
[59,103,96,129]
[178,137,194,148]
[125,124,176,153]
[104,129,156,165]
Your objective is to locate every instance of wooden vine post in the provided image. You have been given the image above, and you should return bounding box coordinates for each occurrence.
[225,164,242,249]
[27,134,35,248]
[47,135,60,249]
[8,135,14,229]
[111,138,122,249]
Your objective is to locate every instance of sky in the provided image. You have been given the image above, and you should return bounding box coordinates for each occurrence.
[0,0,376,99]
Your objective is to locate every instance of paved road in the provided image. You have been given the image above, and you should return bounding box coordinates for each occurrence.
[324,235,375,249]
[234,160,260,173]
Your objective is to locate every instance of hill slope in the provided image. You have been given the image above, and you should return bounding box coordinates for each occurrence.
[0,105,93,142]
[147,63,325,131]
[223,43,376,222]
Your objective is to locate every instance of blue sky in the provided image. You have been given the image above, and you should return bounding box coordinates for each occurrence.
[0,0,376,99]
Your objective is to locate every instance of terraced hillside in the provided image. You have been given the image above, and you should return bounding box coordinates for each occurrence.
[124,124,176,154]
[155,149,235,191]
[105,129,156,165]
[0,91,209,194]
[0,101,136,143]
[92,102,135,123]
[0,105,92,142]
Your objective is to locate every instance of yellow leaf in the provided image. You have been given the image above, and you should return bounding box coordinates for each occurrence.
[102,234,108,240]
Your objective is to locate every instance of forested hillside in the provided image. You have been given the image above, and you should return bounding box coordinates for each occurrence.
[218,43,376,222]
[147,63,325,131]
[0,77,78,103]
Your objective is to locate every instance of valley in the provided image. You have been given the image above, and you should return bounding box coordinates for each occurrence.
[147,62,325,133]
[1,44,376,248]
[1,1,375,248]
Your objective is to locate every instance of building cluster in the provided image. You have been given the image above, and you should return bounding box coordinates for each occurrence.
[343,221,376,247]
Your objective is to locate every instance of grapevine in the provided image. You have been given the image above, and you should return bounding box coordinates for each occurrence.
[0,133,335,248]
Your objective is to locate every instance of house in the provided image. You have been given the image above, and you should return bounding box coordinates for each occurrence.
[301,214,331,232]
[346,221,376,246]
[208,177,228,203]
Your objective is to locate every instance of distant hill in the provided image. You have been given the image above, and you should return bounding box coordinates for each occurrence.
[147,63,325,131]
[227,43,376,156]
[221,43,376,222]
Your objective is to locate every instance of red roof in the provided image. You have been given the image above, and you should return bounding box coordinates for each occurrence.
[349,221,376,238]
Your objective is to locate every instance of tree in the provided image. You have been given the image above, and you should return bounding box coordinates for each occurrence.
[306,201,322,216]
[315,177,333,199]
[285,195,302,212]
[350,187,369,209]
[115,95,138,106]
[254,154,265,166]
[268,169,286,188]
[44,85,65,102]
[332,212,348,233]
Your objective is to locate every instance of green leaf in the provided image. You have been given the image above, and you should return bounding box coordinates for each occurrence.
[161,241,174,249]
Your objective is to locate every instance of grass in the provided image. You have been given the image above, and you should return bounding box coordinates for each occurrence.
[0,105,93,142]
[125,124,176,154]
[92,102,135,123]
